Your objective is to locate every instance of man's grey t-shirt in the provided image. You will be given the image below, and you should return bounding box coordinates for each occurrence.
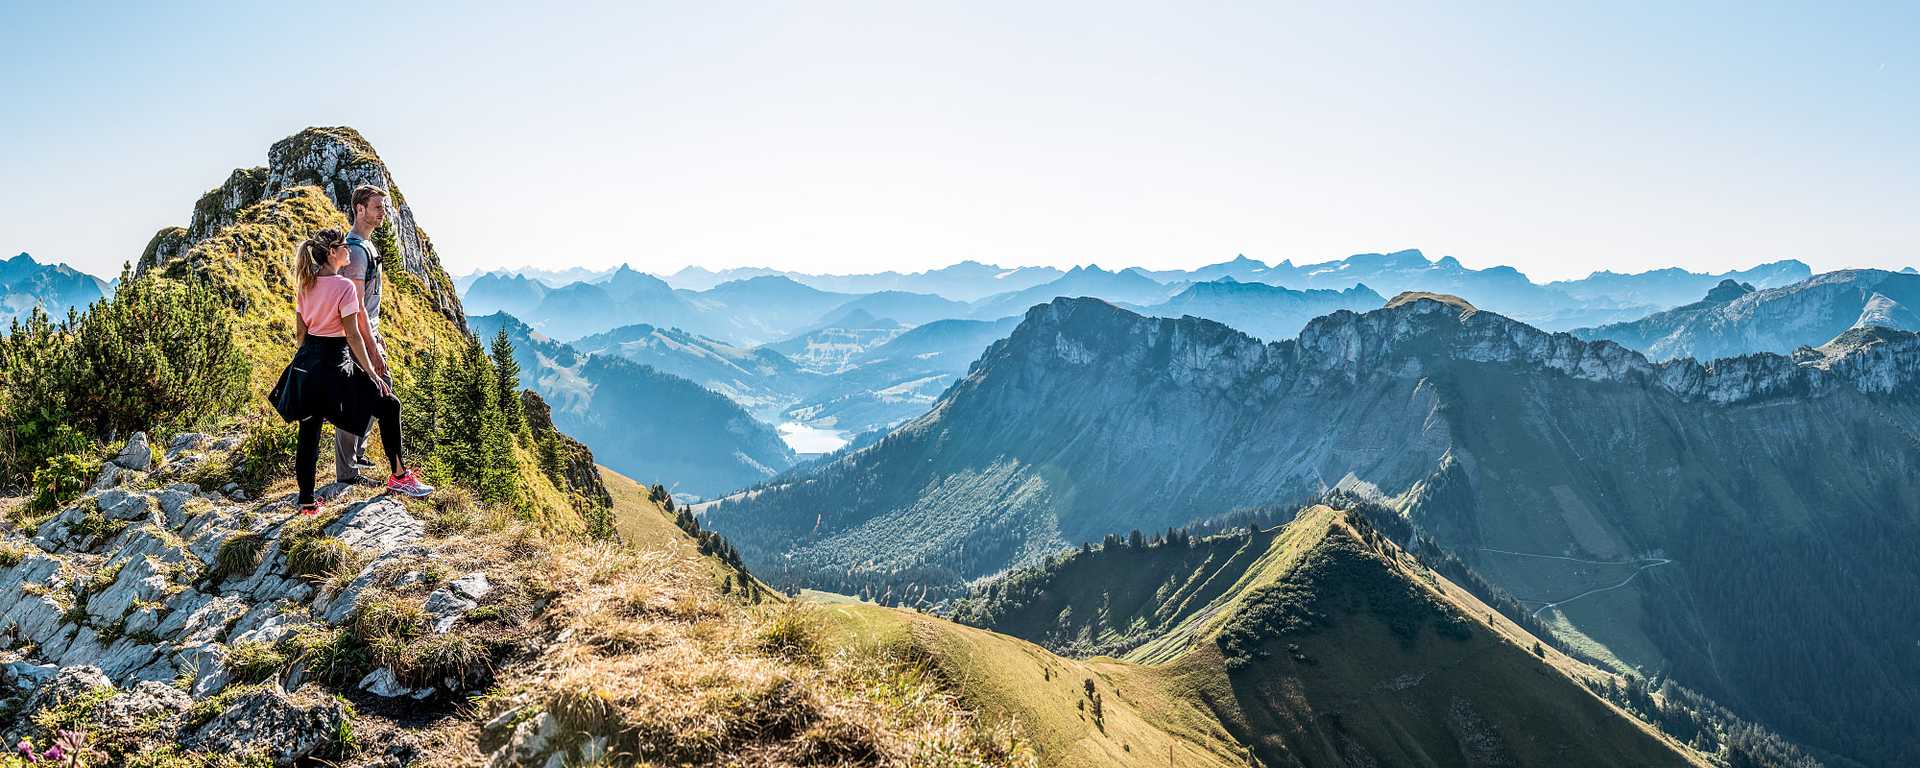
[341,232,383,326]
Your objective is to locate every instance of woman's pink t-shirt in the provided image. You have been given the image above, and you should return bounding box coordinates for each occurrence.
[299,275,361,337]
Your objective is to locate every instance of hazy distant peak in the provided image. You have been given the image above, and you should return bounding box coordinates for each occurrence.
[1854,292,1920,330]
[1703,279,1757,303]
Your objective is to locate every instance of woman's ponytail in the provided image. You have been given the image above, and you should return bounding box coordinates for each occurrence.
[295,228,347,294]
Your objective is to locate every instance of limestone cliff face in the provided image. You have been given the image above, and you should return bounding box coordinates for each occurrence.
[999,293,1920,409]
[139,126,464,326]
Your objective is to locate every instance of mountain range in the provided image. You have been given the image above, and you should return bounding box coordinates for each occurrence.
[702,292,1920,765]
[469,312,797,497]
[0,253,110,324]
[462,251,1816,351]
[1576,269,1920,361]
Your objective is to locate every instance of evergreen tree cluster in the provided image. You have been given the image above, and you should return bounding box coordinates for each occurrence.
[397,329,612,535]
[1583,674,1821,768]
[0,267,249,493]
[654,483,761,600]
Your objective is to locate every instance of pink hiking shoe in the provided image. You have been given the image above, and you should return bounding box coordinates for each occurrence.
[385,469,435,498]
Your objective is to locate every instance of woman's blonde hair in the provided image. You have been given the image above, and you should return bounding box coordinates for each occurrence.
[295,228,347,294]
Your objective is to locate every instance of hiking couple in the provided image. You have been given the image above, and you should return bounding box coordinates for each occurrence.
[270,184,433,514]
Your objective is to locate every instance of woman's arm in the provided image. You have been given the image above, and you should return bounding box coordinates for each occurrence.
[340,313,392,398]
[294,310,307,346]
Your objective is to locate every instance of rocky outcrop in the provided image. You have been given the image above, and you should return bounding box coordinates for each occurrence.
[137,126,464,324]
[0,432,453,764]
[181,683,349,764]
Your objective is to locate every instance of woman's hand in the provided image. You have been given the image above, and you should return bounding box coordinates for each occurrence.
[373,374,394,400]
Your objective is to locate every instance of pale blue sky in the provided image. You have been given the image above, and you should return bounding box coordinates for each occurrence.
[2,1,1913,281]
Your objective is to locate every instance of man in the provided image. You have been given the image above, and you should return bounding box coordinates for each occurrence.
[336,184,392,483]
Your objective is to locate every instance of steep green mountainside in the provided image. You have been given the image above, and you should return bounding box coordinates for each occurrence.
[470,312,797,498]
[1576,269,1920,361]
[704,294,1920,765]
[949,505,1807,767]
[905,506,1706,767]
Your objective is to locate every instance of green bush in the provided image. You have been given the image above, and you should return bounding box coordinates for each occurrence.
[29,452,94,514]
[0,270,249,493]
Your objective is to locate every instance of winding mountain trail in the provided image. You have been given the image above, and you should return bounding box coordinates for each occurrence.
[1477,547,1674,617]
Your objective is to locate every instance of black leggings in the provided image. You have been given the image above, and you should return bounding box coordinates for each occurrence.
[297,395,403,504]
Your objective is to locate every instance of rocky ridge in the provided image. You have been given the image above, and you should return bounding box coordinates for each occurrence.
[137,126,463,325]
[1003,292,1920,407]
[0,433,533,765]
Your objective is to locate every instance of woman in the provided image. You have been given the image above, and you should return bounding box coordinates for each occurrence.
[270,228,433,514]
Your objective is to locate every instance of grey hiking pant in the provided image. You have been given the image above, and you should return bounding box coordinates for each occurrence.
[334,418,373,481]
[335,321,386,481]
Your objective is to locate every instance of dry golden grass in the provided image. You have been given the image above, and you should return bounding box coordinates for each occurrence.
[383,468,1035,766]
[408,508,1034,767]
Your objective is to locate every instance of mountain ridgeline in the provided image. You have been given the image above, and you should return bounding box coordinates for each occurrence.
[1576,269,1920,361]
[704,292,1920,765]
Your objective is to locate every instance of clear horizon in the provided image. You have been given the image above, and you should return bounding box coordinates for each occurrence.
[4,2,1914,283]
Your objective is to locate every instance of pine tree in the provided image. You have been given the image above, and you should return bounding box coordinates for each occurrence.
[490,328,524,434]
[431,335,518,505]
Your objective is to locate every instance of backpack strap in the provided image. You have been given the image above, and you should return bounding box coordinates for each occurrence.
[347,233,383,287]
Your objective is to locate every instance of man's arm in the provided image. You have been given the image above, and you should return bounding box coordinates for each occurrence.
[342,242,390,380]
[347,277,389,380]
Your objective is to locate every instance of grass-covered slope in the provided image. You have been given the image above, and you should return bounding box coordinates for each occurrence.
[911,507,1704,767]
[132,127,598,533]
[401,465,1038,766]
